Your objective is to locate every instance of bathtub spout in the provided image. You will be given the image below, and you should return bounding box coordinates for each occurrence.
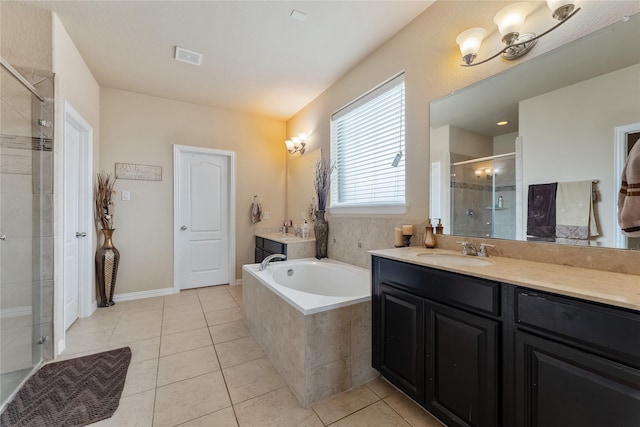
[259,253,287,271]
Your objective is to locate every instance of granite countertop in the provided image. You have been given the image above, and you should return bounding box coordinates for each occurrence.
[369,247,640,312]
[255,232,315,244]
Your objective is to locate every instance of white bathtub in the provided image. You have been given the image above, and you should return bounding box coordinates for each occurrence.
[242,258,378,407]
[242,258,370,315]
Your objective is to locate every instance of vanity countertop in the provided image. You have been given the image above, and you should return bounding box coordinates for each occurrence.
[255,232,315,244]
[370,247,640,312]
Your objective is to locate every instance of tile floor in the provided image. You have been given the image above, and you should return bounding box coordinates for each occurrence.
[58,285,443,427]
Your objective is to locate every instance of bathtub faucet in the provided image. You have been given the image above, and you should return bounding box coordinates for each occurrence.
[259,254,287,271]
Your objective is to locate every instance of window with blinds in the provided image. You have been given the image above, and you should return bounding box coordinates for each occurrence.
[330,73,406,214]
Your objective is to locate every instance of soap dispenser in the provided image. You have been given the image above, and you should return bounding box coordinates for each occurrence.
[435,218,444,235]
[424,218,436,248]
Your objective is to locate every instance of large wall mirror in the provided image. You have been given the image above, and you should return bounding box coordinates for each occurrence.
[430,13,640,250]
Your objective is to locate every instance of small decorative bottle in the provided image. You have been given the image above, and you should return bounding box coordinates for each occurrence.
[498,196,504,208]
[424,219,436,248]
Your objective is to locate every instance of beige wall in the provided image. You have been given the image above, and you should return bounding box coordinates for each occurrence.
[100,88,286,293]
[286,1,640,269]
[521,63,640,247]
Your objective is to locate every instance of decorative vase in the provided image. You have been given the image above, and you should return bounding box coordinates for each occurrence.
[95,228,120,307]
[314,210,329,259]
[424,226,436,248]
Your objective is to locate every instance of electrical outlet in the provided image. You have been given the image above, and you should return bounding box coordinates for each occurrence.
[263,211,270,220]
[301,211,306,220]
[121,190,130,201]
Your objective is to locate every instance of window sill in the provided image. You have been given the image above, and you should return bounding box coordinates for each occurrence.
[328,204,408,215]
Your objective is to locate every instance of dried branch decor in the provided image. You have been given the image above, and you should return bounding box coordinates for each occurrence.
[314,157,335,211]
[94,172,116,230]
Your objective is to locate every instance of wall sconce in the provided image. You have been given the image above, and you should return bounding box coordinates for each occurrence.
[285,133,307,154]
[476,168,494,178]
[456,1,580,66]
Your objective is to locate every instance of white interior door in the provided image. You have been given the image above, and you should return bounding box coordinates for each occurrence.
[175,146,232,289]
[62,102,92,331]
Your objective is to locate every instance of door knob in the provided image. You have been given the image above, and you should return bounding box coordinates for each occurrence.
[180,225,187,231]
[76,232,87,238]
[0,235,5,241]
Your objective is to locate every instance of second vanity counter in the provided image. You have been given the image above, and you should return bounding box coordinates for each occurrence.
[369,247,640,312]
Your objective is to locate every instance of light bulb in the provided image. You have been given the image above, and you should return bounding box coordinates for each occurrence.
[494,2,531,41]
[546,0,575,20]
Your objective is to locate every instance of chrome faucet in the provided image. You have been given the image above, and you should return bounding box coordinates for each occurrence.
[456,241,478,256]
[478,243,495,257]
[259,253,286,271]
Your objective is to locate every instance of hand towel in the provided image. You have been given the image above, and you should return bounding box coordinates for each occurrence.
[618,142,640,236]
[250,197,262,224]
[527,183,557,238]
[556,181,599,239]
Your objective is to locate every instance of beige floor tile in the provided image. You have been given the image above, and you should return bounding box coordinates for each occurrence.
[62,331,108,356]
[366,376,397,399]
[199,292,239,313]
[209,320,251,344]
[159,327,212,356]
[205,307,244,326]
[115,296,165,313]
[223,356,286,404]
[162,303,203,320]
[329,401,411,427]
[157,346,220,387]
[122,358,158,397]
[161,311,206,335]
[117,309,163,329]
[179,407,238,427]
[234,387,323,427]
[153,371,231,427]
[228,285,243,300]
[109,321,162,346]
[215,336,265,368]
[104,338,160,364]
[312,384,380,425]
[66,315,119,336]
[197,285,231,295]
[384,391,444,427]
[164,291,200,308]
[89,389,155,426]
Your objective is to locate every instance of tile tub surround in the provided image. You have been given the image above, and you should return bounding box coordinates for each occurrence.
[369,247,640,312]
[243,271,378,408]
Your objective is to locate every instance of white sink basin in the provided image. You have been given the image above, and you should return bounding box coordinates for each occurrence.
[416,253,493,267]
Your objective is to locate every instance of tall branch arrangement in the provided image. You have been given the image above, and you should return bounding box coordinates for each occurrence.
[314,157,335,211]
[94,171,116,230]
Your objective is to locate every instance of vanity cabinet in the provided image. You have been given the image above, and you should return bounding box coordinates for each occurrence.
[514,289,640,427]
[372,255,640,427]
[372,256,501,427]
[254,236,286,263]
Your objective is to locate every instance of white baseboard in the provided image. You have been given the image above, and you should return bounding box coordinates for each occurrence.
[112,287,178,302]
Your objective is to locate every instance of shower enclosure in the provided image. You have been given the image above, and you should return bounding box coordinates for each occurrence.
[451,153,516,239]
[0,59,54,408]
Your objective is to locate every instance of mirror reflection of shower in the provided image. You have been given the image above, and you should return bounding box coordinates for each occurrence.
[451,153,516,239]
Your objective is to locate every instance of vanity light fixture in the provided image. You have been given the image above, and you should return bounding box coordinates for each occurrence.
[285,133,307,154]
[456,1,580,66]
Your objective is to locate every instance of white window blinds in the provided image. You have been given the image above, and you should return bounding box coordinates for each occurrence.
[330,73,406,213]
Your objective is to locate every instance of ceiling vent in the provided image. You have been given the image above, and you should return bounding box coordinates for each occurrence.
[174,47,203,66]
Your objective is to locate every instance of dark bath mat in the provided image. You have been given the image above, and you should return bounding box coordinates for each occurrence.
[1,347,132,427]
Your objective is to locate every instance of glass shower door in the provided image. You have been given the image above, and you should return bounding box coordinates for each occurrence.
[0,63,51,407]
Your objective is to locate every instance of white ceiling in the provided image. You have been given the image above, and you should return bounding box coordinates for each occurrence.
[31,1,434,120]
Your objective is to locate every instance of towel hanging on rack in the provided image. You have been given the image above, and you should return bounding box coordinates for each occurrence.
[526,183,557,238]
[250,195,262,224]
[618,142,640,236]
[556,180,599,239]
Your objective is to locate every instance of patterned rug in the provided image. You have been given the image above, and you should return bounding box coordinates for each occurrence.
[1,347,131,427]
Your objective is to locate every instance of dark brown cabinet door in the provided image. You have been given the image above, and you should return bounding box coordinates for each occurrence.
[425,301,499,427]
[515,331,640,427]
[374,283,425,403]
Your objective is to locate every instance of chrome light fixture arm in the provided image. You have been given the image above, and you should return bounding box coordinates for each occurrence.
[461,7,581,67]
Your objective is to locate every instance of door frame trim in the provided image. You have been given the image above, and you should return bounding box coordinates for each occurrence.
[54,101,94,354]
[172,144,236,291]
